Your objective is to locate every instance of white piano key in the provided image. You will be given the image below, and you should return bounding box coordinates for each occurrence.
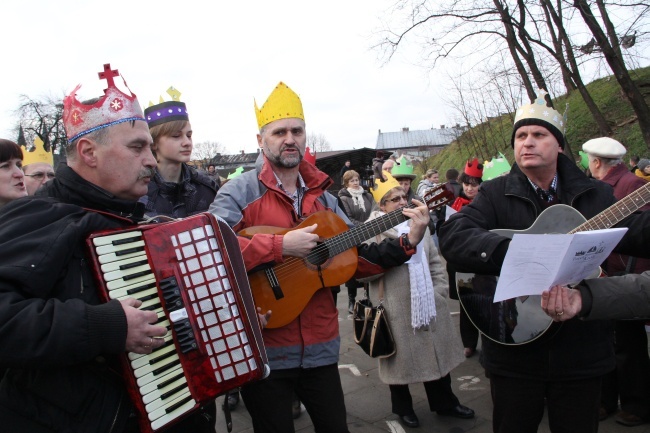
[133,353,180,385]
[145,384,189,413]
[128,333,172,361]
[142,374,187,405]
[93,231,143,246]
[106,272,156,291]
[100,254,148,273]
[107,280,157,300]
[149,396,196,430]
[134,353,181,379]
[136,362,183,388]
[96,239,145,256]
[99,249,147,265]
[104,264,153,282]
[147,389,192,420]
[130,343,176,370]
[139,366,184,395]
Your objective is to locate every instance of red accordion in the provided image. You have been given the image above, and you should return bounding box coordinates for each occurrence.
[86,213,269,432]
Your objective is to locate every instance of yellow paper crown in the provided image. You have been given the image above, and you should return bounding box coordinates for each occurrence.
[254,82,304,130]
[22,136,53,167]
[371,171,401,204]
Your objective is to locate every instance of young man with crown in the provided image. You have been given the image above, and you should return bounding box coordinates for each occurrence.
[210,82,432,432]
[439,90,650,433]
[140,87,218,219]
[0,64,214,433]
[21,136,55,196]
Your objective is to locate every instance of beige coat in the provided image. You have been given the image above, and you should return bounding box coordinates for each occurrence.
[364,211,464,385]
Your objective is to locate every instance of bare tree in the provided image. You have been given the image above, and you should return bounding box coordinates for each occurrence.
[374,0,649,151]
[192,141,226,169]
[306,133,332,153]
[15,94,66,154]
[574,0,650,148]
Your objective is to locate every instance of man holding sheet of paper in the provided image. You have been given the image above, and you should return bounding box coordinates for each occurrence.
[439,90,650,433]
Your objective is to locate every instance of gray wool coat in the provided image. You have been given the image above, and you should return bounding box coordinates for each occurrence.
[363,211,465,385]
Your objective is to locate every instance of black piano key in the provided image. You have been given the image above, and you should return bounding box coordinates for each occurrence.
[126,282,157,296]
[123,269,154,281]
[165,394,194,414]
[161,383,187,400]
[152,358,180,376]
[119,259,149,270]
[116,246,145,257]
[158,371,185,390]
[112,235,142,246]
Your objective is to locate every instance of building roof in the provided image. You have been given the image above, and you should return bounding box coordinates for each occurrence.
[376,127,460,150]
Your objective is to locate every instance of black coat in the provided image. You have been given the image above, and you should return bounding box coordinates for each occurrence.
[0,164,141,432]
[439,153,650,380]
[141,163,218,219]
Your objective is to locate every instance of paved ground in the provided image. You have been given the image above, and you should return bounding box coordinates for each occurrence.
[214,289,649,433]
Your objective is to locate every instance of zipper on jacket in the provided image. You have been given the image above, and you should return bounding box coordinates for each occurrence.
[108,391,124,433]
[80,258,85,294]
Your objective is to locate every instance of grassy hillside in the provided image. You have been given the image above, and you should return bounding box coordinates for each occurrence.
[421,66,650,176]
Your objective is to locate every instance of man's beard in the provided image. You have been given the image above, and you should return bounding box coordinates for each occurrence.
[264,145,303,169]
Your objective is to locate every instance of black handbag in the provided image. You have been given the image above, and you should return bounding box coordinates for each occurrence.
[353,278,396,358]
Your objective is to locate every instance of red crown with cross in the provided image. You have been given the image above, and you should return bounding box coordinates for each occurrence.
[63,63,145,142]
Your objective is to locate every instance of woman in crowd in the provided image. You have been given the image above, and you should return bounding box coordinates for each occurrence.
[140,91,218,218]
[0,139,27,208]
[364,172,474,429]
[448,159,483,358]
[338,169,378,313]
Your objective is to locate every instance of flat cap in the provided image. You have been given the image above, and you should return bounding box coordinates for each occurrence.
[582,137,626,159]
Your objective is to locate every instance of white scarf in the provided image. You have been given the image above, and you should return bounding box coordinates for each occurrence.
[395,220,437,329]
[347,187,366,212]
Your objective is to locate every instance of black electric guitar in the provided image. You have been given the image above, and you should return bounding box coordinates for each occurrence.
[456,182,650,345]
[239,186,453,328]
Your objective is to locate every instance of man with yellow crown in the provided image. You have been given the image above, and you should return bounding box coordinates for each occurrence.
[440,90,650,433]
[210,82,432,432]
[0,64,216,433]
[21,136,55,195]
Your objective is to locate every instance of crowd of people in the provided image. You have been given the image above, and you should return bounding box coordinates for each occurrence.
[1,63,650,433]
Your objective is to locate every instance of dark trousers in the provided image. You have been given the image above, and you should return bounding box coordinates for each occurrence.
[460,308,479,350]
[240,363,349,433]
[490,373,601,433]
[601,320,650,417]
[389,373,460,416]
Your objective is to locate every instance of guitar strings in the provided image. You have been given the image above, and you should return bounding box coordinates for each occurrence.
[570,182,650,234]
[267,205,412,281]
[266,189,452,282]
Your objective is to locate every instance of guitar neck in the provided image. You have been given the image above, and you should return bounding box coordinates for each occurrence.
[324,205,412,256]
[570,181,650,234]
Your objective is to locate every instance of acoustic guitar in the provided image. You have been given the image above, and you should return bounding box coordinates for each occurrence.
[456,181,650,345]
[239,186,453,328]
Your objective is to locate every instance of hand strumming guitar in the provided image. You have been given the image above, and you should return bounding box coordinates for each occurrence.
[403,199,430,247]
[282,223,319,257]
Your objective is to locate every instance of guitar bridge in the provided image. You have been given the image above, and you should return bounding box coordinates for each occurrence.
[265,268,284,300]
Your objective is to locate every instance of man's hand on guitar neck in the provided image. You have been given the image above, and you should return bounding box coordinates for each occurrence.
[282,224,320,257]
[403,199,430,247]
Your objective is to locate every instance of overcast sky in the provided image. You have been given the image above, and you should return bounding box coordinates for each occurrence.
[0,0,458,154]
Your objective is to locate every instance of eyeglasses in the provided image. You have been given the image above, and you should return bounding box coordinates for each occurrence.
[386,195,408,204]
[24,172,55,181]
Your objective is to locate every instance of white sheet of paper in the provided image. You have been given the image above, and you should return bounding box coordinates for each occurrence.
[445,205,457,221]
[493,228,628,302]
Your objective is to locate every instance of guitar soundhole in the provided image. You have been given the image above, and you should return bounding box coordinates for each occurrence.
[306,242,329,267]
